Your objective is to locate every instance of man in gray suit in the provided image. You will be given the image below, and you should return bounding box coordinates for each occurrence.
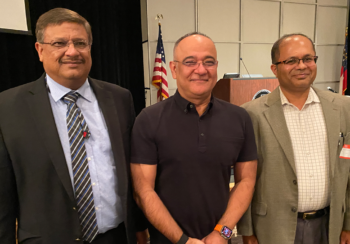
[238,33,350,244]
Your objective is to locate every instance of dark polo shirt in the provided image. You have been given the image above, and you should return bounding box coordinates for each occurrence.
[131,91,257,243]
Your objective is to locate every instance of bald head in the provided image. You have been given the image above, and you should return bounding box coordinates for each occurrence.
[271,33,315,64]
[173,32,215,59]
[173,34,217,62]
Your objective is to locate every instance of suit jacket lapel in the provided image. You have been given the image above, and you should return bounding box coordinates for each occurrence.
[89,78,127,198]
[25,74,75,202]
[314,87,340,178]
[263,88,296,174]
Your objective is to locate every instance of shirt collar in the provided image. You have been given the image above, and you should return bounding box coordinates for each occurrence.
[46,74,92,103]
[280,86,320,106]
[174,90,214,113]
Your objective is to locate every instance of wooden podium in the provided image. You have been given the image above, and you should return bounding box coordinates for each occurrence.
[212,77,279,106]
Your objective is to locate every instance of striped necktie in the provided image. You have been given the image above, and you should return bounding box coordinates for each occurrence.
[62,92,98,242]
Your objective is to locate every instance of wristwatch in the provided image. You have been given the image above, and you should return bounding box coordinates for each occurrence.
[176,233,189,244]
[214,224,234,240]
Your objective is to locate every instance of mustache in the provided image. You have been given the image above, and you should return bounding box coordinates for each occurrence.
[293,72,310,75]
[59,58,85,64]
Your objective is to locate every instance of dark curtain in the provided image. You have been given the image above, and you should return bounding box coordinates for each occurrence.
[346,8,350,96]
[0,0,145,114]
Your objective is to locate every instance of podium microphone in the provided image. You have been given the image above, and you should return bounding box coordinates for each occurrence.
[240,58,251,78]
[327,87,337,93]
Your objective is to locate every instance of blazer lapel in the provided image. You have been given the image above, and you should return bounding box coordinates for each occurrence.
[314,88,340,178]
[25,74,75,202]
[89,78,127,199]
[263,88,296,174]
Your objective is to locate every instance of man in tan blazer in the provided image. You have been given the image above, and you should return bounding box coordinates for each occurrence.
[238,33,350,244]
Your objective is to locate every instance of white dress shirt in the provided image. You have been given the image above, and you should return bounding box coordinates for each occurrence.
[280,87,330,212]
[46,74,123,233]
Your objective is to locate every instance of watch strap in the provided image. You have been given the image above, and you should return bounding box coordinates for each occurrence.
[214,224,223,232]
[214,224,233,240]
[176,233,189,244]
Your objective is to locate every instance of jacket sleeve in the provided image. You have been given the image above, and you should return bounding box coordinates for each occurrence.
[343,173,350,230]
[0,127,18,244]
[341,97,350,231]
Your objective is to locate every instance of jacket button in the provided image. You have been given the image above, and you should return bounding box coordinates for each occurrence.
[293,180,297,185]
[292,207,297,212]
[75,238,81,241]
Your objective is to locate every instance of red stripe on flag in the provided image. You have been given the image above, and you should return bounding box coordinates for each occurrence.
[154,58,162,63]
[153,66,168,75]
[344,69,347,93]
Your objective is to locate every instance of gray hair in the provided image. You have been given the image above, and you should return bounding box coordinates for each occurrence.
[36,8,92,44]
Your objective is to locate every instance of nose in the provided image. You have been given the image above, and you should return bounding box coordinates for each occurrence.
[64,42,80,56]
[296,59,307,69]
[193,61,208,75]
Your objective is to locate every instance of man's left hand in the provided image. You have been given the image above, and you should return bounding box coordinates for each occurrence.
[341,230,350,244]
[202,231,228,244]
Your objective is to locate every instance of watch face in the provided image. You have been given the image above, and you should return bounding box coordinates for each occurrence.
[222,226,232,238]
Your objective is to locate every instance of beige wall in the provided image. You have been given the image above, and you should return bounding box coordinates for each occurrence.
[141,0,349,106]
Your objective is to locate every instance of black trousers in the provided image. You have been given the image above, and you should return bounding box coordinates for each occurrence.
[84,222,128,244]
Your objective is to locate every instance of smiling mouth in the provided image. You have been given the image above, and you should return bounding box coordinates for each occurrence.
[294,73,310,78]
[60,60,84,64]
[191,79,209,82]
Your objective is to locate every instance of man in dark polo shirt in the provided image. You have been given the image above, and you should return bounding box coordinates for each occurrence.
[130,32,257,244]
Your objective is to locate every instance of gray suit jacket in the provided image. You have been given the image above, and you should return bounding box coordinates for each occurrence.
[0,74,146,244]
[237,87,350,244]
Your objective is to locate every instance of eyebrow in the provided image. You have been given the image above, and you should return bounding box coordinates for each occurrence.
[286,54,314,59]
[183,55,216,61]
[51,38,87,41]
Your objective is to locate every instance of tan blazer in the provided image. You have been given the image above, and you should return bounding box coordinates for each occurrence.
[237,87,350,244]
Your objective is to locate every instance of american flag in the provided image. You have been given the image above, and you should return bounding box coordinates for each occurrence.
[340,27,348,95]
[152,24,169,102]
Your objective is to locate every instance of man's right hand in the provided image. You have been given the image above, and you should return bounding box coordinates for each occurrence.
[186,237,205,244]
[242,235,259,244]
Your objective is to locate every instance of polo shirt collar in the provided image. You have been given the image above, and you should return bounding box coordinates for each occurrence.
[46,74,92,103]
[174,90,214,113]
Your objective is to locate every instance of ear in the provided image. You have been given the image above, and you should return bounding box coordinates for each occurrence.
[270,64,278,77]
[35,42,44,62]
[169,61,177,79]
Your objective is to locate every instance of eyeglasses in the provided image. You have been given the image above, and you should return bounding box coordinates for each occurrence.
[274,56,318,66]
[173,59,218,69]
[40,40,91,52]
